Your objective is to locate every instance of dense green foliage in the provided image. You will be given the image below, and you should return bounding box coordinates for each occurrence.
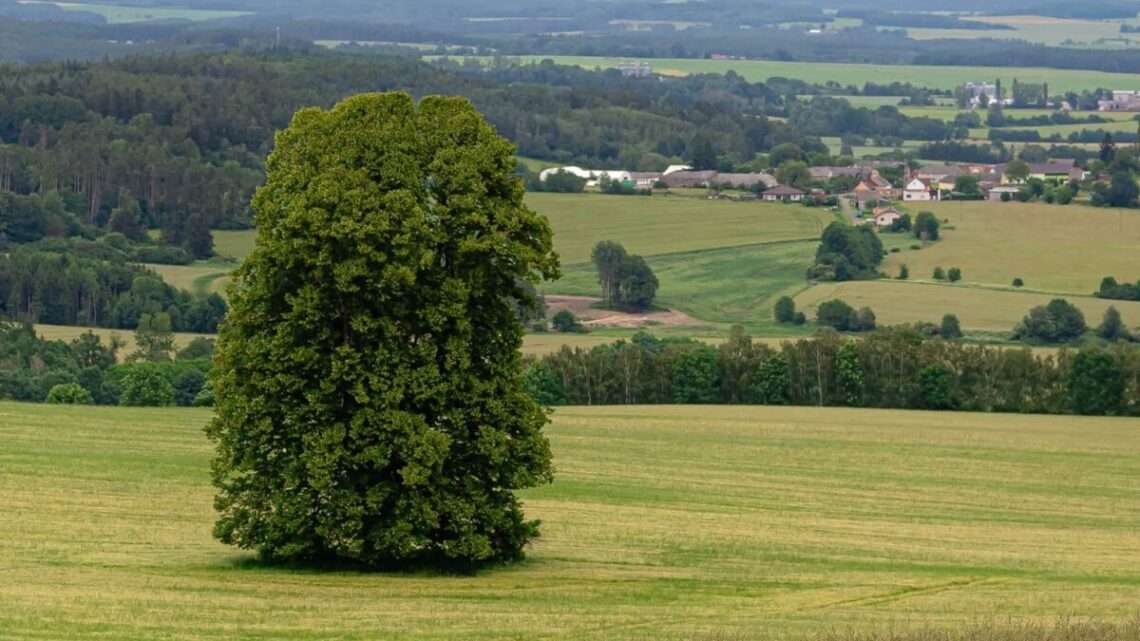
[207,92,559,569]
[525,328,1140,415]
[1097,275,1140,301]
[0,247,226,331]
[815,299,876,332]
[590,241,658,312]
[1013,298,1088,343]
[0,322,210,405]
[807,222,884,281]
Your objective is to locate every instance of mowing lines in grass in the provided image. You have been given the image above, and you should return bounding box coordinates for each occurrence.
[2,403,1139,639]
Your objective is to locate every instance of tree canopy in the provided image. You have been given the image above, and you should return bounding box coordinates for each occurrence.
[207,92,559,569]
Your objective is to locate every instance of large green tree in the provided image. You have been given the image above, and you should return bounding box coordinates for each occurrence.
[206,92,559,569]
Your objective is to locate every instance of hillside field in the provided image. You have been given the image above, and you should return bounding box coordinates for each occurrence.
[431,55,1140,93]
[2,402,1138,640]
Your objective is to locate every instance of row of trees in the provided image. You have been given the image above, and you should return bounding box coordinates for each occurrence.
[523,327,1140,416]
[0,323,212,406]
[0,247,226,331]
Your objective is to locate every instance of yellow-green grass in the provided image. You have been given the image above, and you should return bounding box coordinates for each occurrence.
[882,201,1140,294]
[552,240,821,333]
[528,192,833,264]
[3,402,1140,640]
[795,280,1140,332]
[430,55,1140,93]
[17,0,250,23]
[33,323,209,358]
[212,230,257,262]
[145,263,233,295]
[902,15,1137,47]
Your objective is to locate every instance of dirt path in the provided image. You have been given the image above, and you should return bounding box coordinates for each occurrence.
[544,295,701,328]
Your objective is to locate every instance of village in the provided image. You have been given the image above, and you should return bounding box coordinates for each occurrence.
[537,155,1090,230]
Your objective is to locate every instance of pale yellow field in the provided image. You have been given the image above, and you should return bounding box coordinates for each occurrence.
[34,324,210,359]
[882,201,1140,294]
[795,280,1140,332]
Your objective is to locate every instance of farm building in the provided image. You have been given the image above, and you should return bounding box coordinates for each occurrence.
[872,208,902,228]
[761,185,805,202]
[660,170,719,188]
[986,185,1021,201]
[903,178,935,202]
[716,172,778,189]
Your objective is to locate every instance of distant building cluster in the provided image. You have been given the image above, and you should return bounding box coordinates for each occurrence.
[1098,90,1140,112]
[616,61,652,78]
[962,82,999,108]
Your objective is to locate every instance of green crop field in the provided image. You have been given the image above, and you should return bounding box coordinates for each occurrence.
[17,0,250,23]
[432,55,1140,93]
[527,192,833,264]
[2,402,1139,640]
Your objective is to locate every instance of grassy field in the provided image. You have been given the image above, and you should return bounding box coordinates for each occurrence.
[902,15,1138,48]
[795,280,1140,332]
[553,240,819,332]
[527,192,833,264]
[18,0,250,22]
[2,402,1139,640]
[882,202,1140,294]
[146,262,233,295]
[433,55,1140,93]
[34,323,209,358]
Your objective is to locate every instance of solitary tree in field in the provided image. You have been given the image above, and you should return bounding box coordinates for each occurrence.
[207,92,560,569]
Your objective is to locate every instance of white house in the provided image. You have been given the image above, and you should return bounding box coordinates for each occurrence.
[903,177,934,202]
[873,208,902,228]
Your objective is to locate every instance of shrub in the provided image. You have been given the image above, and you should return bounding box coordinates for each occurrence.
[1013,298,1087,343]
[119,364,175,406]
[913,211,940,241]
[773,296,797,324]
[552,309,585,333]
[1012,277,1024,287]
[897,264,909,280]
[933,266,946,280]
[177,337,215,361]
[940,314,963,339]
[816,300,876,332]
[173,368,207,407]
[947,267,962,282]
[46,383,93,405]
[793,311,807,325]
[1097,306,1130,341]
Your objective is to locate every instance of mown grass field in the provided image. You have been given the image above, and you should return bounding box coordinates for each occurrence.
[882,202,1140,294]
[529,192,832,264]
[2,402,1138,640]
[34,323,209,358]
[18,0,250,23]
[902,15,1138,47]
[796,280,1140,332]
[433,55,1140,93]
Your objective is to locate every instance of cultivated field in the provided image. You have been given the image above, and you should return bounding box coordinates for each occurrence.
[33,323,209,358]
[2,403,1138,640]
[528,192,832,264]
[796,280,1140,332]
[16,0,250,23]
[882,202,1140,294]
[902,15,1138,48]
[434,55,1140,93]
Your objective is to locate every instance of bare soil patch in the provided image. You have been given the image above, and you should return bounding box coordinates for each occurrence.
[544,295,700,328]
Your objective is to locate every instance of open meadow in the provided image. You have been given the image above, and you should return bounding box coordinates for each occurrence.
[881,201,1140,294]
[15,0,250,22]
[2,402,1138,640]
[432,55,1140,93]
